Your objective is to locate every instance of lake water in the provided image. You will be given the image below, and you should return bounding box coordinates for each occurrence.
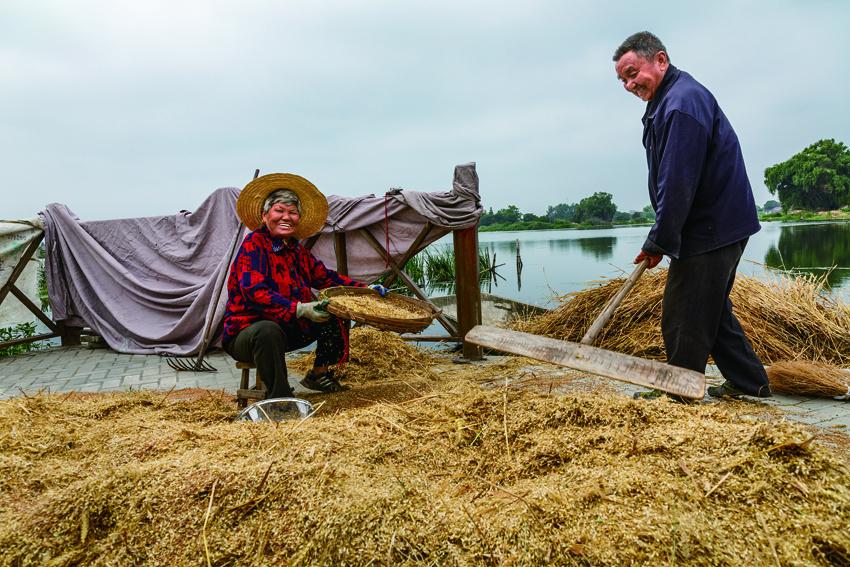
[437,221,850,307]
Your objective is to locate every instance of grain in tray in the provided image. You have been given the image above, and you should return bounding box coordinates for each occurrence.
[329,294,427,320]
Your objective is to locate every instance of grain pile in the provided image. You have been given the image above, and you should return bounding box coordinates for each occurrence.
[1,373,848,565]
[330,294,429,319]
[290,326,436,384]
[515,269,850,365]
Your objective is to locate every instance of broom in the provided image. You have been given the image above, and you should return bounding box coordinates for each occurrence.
[767,360,850,400]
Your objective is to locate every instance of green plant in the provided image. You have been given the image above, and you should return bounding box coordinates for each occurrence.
[0,322,41,357]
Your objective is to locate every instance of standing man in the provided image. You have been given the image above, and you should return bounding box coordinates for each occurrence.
[613,31,771,400]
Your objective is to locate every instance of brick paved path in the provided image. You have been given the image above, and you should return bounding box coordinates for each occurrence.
[1,346,848,430]
[0,346,313,399]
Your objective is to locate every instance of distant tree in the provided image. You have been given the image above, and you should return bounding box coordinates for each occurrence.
[631,211,644,221]
[493,205,522,224]
[546,203,576,222]
[763,199,780,210]
[522,212,545,223]
[479,207,496,226]
[480,205,524,226]
[642,204,656,221]
[764,139,850,212]
[573,192,616,223]
[613,211,632,222]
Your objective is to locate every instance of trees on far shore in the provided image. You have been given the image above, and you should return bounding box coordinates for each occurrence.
[764,139,850,213]
[481,138,850,232]
[481,192,647,230]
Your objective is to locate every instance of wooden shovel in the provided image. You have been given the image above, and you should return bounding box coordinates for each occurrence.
[464,259,706,399]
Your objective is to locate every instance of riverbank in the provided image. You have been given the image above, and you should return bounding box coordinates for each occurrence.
[761,208,850,222]
[479,210,850,233]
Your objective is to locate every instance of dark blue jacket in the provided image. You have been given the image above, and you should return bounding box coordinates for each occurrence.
[641,65,760,259]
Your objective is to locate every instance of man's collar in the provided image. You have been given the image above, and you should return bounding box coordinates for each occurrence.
[644,64,680,120]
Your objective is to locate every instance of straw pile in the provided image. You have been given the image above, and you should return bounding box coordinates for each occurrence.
[515,269,850,365]
[290,326,436,384]
[1,372,849,565]
[768,360,850,399]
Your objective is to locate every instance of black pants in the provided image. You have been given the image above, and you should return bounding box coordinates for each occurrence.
[224,318,349,398]
[663,239,770,396]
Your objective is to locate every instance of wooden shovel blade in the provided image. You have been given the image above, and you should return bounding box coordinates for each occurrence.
[465,325,706,399]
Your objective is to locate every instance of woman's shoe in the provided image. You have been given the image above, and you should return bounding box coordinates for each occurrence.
[300,369,347,393]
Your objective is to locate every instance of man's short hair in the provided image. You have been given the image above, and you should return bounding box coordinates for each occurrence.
[613,31,669,63]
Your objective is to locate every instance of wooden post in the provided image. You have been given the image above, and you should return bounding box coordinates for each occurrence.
[453,226,482,360]
[58,321,82,346]
[516,238,523,292]
[333,232,348,276]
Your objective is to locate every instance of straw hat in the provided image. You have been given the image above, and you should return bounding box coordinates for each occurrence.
[236,173,328,239]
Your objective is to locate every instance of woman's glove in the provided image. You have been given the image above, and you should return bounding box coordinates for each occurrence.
[296,300,330,322]
[369,284,389,297]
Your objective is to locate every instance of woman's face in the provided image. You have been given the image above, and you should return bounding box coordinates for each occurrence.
[262,202,301,238]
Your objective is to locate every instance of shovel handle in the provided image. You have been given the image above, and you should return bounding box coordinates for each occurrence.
[580,258,650,346]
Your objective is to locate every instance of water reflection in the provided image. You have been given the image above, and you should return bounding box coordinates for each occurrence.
[545,237,616,260]
[764,223,850,288]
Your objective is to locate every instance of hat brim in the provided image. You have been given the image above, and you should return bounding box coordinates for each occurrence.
[236,173,328,239]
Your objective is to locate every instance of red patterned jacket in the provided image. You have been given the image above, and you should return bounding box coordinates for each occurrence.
[222,226,364,344]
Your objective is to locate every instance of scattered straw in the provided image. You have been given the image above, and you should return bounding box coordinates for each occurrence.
[515,269,850,365]
[1,361,849,565]
[768,360,850,398]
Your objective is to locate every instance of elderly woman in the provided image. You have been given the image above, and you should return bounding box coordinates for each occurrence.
[222,173,386,397]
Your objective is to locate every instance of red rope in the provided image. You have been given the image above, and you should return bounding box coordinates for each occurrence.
[384,193,390,269]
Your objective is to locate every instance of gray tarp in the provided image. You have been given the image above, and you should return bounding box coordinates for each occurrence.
[42,163,481,354]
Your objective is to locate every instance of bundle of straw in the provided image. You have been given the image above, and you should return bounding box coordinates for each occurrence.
[767,360,850,399]
[515,269,850,365]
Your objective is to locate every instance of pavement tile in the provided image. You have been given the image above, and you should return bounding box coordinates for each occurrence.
[1,346,849,435]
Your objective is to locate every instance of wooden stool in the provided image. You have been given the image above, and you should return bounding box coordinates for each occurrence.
[236,362,267,408]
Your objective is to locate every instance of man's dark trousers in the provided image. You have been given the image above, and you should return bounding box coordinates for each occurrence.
[662,239,770,396]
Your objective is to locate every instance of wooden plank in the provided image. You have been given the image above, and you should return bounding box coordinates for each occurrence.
[580,259,648,345]
[0,231,44,307]
[9,285,58,332]
[399,334,461,342]
[0,332,58,350]
[303,233,321,250]
[453,227,483,360]
[465,325,706,399]
[236,388,266,400]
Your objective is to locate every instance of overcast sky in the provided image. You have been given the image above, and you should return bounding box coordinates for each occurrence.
[2,0,848,221]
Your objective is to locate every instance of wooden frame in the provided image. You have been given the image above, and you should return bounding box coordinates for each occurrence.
[330,222,482,359]
[0,231,69,350]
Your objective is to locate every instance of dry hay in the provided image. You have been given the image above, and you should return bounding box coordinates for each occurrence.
[1,370,850,566]
[768,360,850,399]
[515,269,850,365]
[290,326,436,384]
